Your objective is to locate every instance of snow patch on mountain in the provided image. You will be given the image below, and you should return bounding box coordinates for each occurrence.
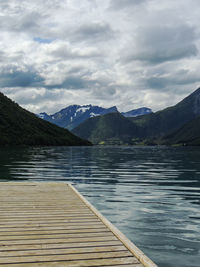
[37,105,152,130]
[77,107,91,113]
[90,112,100,117]
[122,107,152,117]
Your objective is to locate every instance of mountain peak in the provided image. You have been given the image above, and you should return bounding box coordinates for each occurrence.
[192,87,200,95]
[38,104,153,130]
[122,107,152,117]
[175,87,200,116]
[38,104,119,130]
[193,89,200,115]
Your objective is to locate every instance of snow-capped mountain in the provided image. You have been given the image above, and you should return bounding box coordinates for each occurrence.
[38,105,153,130]
[38,105,118,130]
[122,107,152,117]
[38,112,52,121]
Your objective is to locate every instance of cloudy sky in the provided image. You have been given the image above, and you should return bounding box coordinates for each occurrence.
[0,0,200,114]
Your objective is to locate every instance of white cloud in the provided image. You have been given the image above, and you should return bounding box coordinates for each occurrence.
[0,0,200,113]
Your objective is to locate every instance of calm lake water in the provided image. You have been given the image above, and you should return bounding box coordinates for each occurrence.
[0,146,200,267]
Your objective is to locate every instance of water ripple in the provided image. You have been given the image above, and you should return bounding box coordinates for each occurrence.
[0,146,200,267]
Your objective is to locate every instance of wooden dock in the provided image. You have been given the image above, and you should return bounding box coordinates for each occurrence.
[0,182,158,266]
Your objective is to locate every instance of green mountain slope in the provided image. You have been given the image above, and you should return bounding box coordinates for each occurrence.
[0,92,91,146]
[161,115,200,145]
[130,87,200,138]
[72,112,142,144]
[72,88,200,145]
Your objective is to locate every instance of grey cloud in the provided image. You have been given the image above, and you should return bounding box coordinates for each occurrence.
[67,66,86,75]
[131,44,197,64]
[16,12,41,32]
[46,76,86,90]
[0,60,99,91]
[50,45,75,59]
[46,74,109,90]
[0,2,10,12]
[16,91,67,107]
[0,70,87,91]
[147,77,167,89]
[0,67,44,88]
[92,86,117,100]
[146,69,200,90]
[73,22,115,42]
[0,12,44,33]
[0,64,90,90]
[0,51,7,61]
[123,25,198,64]
[61,77,86,89]
[109,0,146,10]
[51,44,101,60]
[45,67,117,91]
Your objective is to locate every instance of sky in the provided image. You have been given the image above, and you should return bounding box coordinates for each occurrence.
[0,0,200,114]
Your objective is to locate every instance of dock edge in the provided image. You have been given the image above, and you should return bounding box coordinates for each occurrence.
[69,184,158,267]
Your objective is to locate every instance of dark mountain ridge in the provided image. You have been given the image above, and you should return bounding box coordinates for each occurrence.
[130,87,200,138]
[38,105,152,130]
[72,88,200,145]
[38,105,118,130]
[72,112,141,145]
[0,92,90,146]
[161,115,200,146]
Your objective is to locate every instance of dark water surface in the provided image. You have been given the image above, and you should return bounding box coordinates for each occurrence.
[0,146,200,267]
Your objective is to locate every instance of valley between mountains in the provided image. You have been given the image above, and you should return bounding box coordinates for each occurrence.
[38,87,200,146]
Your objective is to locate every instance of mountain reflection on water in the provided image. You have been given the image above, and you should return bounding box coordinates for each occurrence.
[0,146,200,267]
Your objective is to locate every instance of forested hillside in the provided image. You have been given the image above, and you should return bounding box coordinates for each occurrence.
[0,92,91,146]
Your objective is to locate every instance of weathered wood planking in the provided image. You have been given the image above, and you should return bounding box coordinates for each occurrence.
[0,182,157,267]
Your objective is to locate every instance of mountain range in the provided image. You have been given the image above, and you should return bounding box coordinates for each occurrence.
[0,92,90,146]
[38,105,152,130]
[1,87,200,146]
[72,88,200,146]
[130,88,200,139]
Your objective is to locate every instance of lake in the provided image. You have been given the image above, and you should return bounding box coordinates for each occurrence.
[0,146,200,267]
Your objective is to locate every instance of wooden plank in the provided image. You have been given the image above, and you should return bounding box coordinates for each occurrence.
[69,184,158,267]
[0,224,106,232]
[0,245,127,257]
[0,209,92,212]
[0,251,133,264]
[0,218,100,225]
[0,257,140,266]
[0,236,119,246]
[0,222,103,229]
[0,228,111,236]
[0,182,157,267]
[0,232,114,241]
[0,240,122,251]
[0,216,96,221]
[0,214,96,219]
